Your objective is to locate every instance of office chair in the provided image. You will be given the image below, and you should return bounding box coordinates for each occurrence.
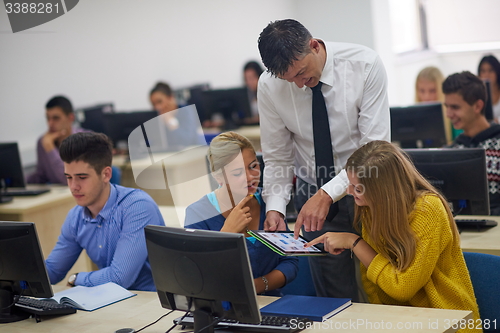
[463,252,500,332]
[110,166,122,185]
[280,256,316,296]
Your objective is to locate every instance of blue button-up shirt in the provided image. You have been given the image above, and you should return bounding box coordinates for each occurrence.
[45,184,165,291]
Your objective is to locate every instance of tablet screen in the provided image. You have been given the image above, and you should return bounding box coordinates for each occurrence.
[250,231,325,255]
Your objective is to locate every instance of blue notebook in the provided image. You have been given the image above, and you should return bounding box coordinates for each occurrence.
[260,294,351,322]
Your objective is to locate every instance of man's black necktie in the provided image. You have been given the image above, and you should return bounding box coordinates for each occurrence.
[311,82,339,219]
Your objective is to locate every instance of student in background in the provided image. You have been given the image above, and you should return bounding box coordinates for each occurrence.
[414,66,455,142]
[45,132,165,291]
[478,54,500,122]
[27,96,85,185]
[184,132,298,296]
[444,71,500,215]
[149,82,205,149]
[306,140,480,333]
[243,61,264,125]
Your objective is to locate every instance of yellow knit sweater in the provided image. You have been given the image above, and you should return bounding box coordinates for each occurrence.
[360,194,482,333]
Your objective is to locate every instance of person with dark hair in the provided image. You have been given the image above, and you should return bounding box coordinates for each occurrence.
[27,95,85,185]
[478,54,500,121]
[149,81,205,150]
[445,71,500,215]
[243,61,264,124]
[257,19,390,300]
[45,132,165,291]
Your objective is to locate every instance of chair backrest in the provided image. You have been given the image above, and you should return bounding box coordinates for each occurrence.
[110,165,122,185]
[280,256,316,296]
[463,251,500,332]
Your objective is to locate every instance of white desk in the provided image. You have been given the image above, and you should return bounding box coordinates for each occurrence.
[6,291,472,333]
[459,215,500,256]
[115,146,212,207]
[158,205,185,228]
[235,125,261,151]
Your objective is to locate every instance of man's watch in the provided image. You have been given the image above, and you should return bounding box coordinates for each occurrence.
[68,273,78,287]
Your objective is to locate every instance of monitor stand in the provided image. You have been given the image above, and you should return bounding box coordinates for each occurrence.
[0,194,13,204]
[192,308,216,333]
[0,180,13,204]
[0,289,30,323]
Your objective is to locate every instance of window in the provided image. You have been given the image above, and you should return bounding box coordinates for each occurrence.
[389,0,500,54]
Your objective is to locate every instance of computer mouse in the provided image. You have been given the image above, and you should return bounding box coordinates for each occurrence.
[114,329,135,333]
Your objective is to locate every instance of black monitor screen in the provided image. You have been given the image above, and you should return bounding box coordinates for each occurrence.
[76,103,114,133]
[405,148,489,215]
[201,87,251,130]
[391,103,447,148]
[187,84,211,124]
[102,111,158,148]
[484,81,494,122]
[0,221,53,323]
[0,142,25,188]
[145,226,261,333]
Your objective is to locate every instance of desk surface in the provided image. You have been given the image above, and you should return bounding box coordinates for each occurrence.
[115,146,212,207]
[6,290,471,333]
[458,215,500,256]
[158,205,185,228]
[0,185,73,215]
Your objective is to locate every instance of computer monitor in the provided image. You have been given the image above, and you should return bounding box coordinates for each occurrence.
[404,148,490,215]
[187,84,211,124]
[484,80,494,122]
[144,226,261,333]
[0,142,26,190]
[76,103,114,133]
[102,111,158,148]
[173,83,211,125]
[0,221,53,323]
[201,87,251,130]
[391,103,447,148]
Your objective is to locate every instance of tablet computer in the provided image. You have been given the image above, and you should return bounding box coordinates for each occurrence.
[247,230,327,256]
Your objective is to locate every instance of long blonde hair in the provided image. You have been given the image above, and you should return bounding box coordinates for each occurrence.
[346,140,459,271]
[415,66,445,103]
[415,66,452,143]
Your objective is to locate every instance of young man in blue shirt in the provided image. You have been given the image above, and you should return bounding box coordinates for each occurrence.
[45,132,165,291]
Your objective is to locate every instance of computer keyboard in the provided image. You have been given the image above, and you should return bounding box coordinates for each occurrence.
[174,312,312,333]
[455,219,498,230]
[15,296,77,316]
[1,189,50,196]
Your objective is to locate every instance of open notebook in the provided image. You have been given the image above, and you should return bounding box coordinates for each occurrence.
[48,282,136,311]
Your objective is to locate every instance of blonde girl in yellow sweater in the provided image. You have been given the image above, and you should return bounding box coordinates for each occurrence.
[307,140,481,333]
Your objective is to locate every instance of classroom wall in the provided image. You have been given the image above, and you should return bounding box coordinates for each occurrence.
[0,0,297,165]
[1,0,499,166]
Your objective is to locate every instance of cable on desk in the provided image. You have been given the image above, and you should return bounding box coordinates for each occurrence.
[135,310,174,333]
[165,322,179,333]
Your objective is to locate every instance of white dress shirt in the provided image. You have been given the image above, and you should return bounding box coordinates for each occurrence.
[257,40,391,216]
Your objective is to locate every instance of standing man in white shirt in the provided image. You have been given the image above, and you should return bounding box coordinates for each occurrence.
[257,19,390,299]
